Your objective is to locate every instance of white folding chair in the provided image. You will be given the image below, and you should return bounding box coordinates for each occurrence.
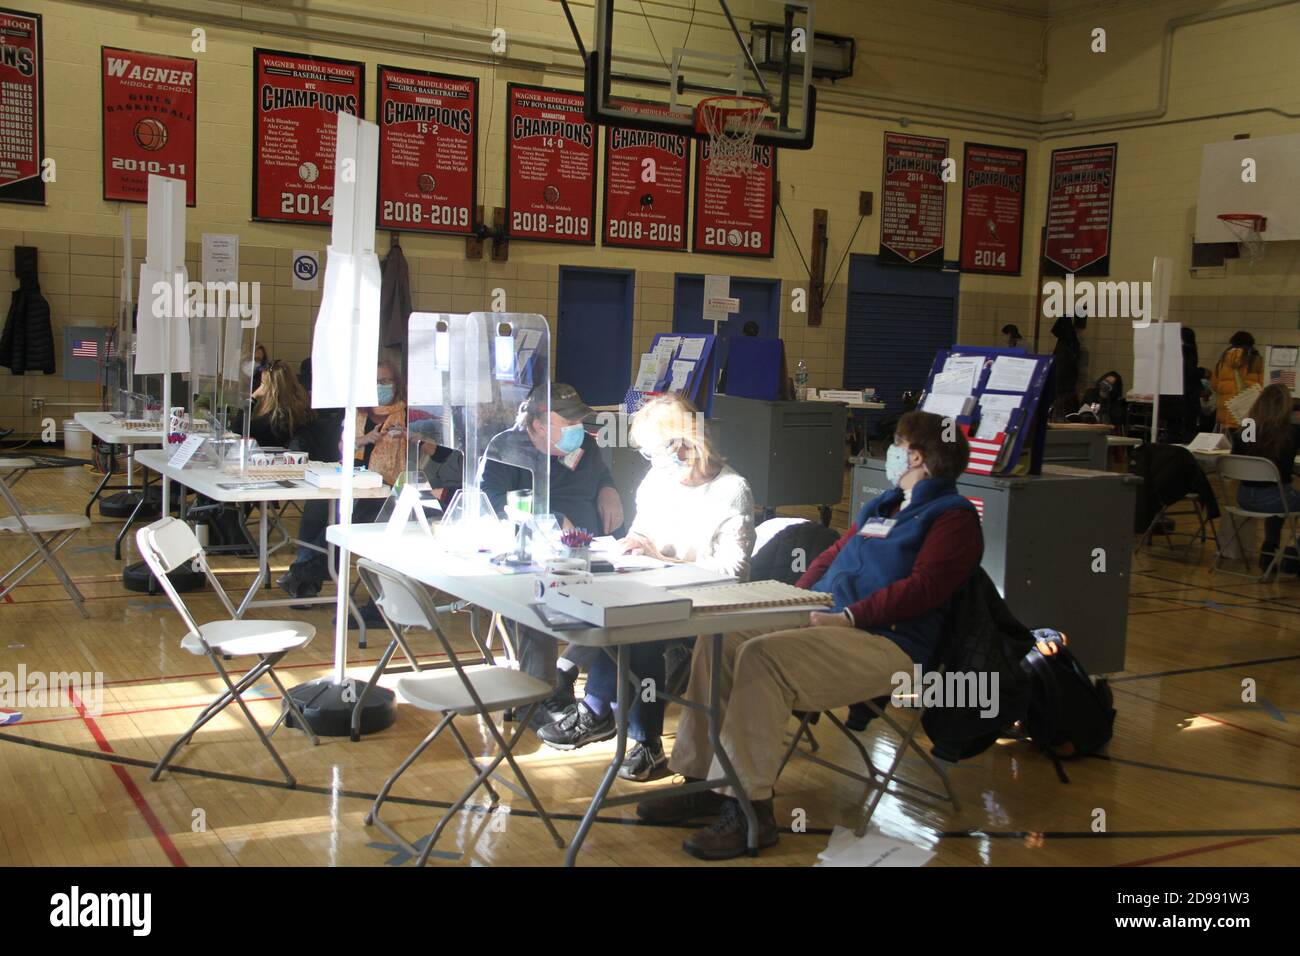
[356,559,565,865]
[1212,454,1300,581]
[0,458,91,617]
[136,516,318,786]
[776,692,961,837]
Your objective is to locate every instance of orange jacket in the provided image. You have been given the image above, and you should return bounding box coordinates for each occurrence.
[1209,348,1264,426]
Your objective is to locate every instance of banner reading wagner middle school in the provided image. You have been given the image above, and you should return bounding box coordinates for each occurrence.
[253,49,364,225]
[691,140,776,258]
[101,47,197,205]
[602,101,689,251]
[879,131,947,267]
[959,143,1027,276]
[0,7,43,205]
[505,84,596,245]
[377,66,477,236]
[1042,143,1117,277]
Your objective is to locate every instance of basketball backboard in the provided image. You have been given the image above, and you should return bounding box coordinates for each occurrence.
[1195,133,1300,243]
[580,0,817,149]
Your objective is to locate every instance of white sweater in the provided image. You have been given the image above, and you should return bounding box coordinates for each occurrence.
[627,464,756,580]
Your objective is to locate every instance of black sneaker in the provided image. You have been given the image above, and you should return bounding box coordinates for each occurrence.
[536,701,615,750]
[276,570,321,601]
[618,740,668,781]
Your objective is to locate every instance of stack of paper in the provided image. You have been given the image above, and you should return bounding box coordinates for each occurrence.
[815,826,935,867]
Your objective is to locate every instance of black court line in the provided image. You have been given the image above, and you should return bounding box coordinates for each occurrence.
[1111,652,1300,684]
[1128,592,1300,617]
[2,730,1298,849]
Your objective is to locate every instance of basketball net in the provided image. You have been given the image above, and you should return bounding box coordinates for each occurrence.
[1219,214,1266,266]
[697,96,766,177]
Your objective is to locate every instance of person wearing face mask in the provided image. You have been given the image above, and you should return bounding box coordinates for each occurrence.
[1067,370,1127,428]
[635,411,983,860]
[537,395,755,780]
[480,383,625,704]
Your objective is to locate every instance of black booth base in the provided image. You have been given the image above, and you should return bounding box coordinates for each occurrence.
[122,559,204,594]
[285,678,396,740]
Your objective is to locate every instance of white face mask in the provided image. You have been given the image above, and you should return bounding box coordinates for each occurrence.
[885,443,911,486]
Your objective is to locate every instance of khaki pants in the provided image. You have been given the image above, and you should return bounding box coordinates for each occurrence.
[669,626,914,801]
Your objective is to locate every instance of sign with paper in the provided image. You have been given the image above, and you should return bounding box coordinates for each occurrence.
[1132,322,1183,395]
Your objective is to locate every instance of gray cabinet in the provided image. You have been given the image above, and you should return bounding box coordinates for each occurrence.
[851,458,1138,674]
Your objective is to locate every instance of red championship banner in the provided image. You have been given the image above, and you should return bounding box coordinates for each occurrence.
[602,101,688,251]
[253,49,364,225]
[691,140,776,257]
[101,47,197,205]
[505,84,596,244]
[959,143,1027,275]
[1043,143,1117,276]
[377,66,477,236]
[0,7,42,205]
[879,131,947,267]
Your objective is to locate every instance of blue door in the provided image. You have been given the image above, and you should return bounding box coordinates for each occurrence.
[844,255,959,415]
[556,266,635,406]
[672,275,781,339]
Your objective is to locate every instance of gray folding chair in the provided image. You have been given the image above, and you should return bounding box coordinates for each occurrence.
[0,458,91,617]
[1137,491,1216,561]
[1212,454,1300,581]
[356,558,565,865]
[137,517,319,786]
[776,691,961,837]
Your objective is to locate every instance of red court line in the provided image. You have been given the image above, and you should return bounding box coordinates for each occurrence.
[19,694,280,726]
[1111,685,1300,750]
[1115,836,1273,867]
[67,687,186,867]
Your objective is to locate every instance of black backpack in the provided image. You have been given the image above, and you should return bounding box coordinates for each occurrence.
[1020,645,1116,782]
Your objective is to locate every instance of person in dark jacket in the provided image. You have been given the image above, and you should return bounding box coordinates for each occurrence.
[636,411,984,861]
[1232,383,1300,573]
[1181,328,1201,442]
[1051,313,1085,417]
[1,246,56,375]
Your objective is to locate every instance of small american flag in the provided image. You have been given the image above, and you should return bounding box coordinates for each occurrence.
[72,339,102,359]
[966,496,985,522]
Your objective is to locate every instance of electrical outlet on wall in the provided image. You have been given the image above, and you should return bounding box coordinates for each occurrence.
[29,398,44,413]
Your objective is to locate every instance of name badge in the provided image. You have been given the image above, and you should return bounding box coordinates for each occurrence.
[859,517,896,538]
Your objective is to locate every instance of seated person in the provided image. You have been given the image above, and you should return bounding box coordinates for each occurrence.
[1065,370,1126,428]
[537,394,755,782]
[480,383,624,698]
[237,359,313,449]
[1232,383,1300,573]
[636,410,983,860]
[278,359,411,614]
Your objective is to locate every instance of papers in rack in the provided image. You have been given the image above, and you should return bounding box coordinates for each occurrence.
[668,580,833,611]
[986,355,1036,392]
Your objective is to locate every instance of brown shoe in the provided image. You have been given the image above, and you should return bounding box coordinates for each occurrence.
[682,797,779,861]
[635,781,728,825]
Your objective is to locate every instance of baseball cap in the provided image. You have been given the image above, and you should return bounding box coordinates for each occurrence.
[1001,324,1022,337]
[526,382,593,421]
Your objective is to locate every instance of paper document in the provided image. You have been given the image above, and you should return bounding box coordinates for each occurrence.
[979,393,1021,413]
[634,353,662,391]
[670,359,695,391]
[932,368,973,396]
[678,337,706,361]
[940,355,983,392]
[976,413,1009,440]
[920,393,971,418]
[985,356,1036,393]
[816,826,935,868]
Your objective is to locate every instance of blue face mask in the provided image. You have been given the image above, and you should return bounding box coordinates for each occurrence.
[885,443,912,486]
[375,384,395,406]
[556,423,585,453]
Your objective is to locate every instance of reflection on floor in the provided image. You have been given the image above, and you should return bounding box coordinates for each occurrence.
[0,458,1296,866]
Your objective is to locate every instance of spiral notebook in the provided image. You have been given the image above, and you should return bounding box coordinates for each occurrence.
[669,580,834,612]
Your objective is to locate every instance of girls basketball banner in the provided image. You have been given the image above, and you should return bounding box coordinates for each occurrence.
[602,101,689,251]
[253,49,364,225]
[505,84,596,244]
[691,141,776,258]
[1043,143,1117,276]
[377,66,477,236]
[101,47,197,205]
[0,7,42,204]
[879,132,948,267]
[959,143,1027,275]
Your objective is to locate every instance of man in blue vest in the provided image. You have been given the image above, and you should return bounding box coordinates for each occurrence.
[638,410,983,860]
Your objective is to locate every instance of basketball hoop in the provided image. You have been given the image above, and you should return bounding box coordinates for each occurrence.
[1218,213,1267,265]
[695,95,768,177]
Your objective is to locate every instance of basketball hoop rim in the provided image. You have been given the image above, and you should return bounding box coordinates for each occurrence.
[1217,212,1266,232]
[693,95,769,135]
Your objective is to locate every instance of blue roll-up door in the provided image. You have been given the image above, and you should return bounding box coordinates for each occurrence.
[844,255,959,415]
[557,266,635,406]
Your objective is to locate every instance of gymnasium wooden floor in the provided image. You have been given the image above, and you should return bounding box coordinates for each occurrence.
[1,454,1297,867]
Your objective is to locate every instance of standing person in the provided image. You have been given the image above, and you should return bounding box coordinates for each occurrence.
[1051,313,1085,417]
[479,383,624,701]
[537,394,756,781]
[1232,383,1299,573]
[635,411,983,859]
[240,359,313,448]
[1180,327,1201,442]
[1210,331,1265,431]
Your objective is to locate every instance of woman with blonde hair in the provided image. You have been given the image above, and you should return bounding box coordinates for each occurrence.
[538,394,756,780]
[1210,330,1265,429]
[244,359,313,448]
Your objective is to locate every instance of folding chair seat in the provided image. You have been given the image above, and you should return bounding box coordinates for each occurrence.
[776,691,961,837]
[356,559,564,866]
[1212,454,1300,582]
[0,458,91,616]
[136,516,318,786]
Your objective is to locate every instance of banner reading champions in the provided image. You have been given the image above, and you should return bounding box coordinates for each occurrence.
[101,47,198,205]
[253,49,364,225]
[959,143,1027,276]
[0,7,43,205]
[602,101,689,251]
[505,84,596,245]
[377,66,478,236]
